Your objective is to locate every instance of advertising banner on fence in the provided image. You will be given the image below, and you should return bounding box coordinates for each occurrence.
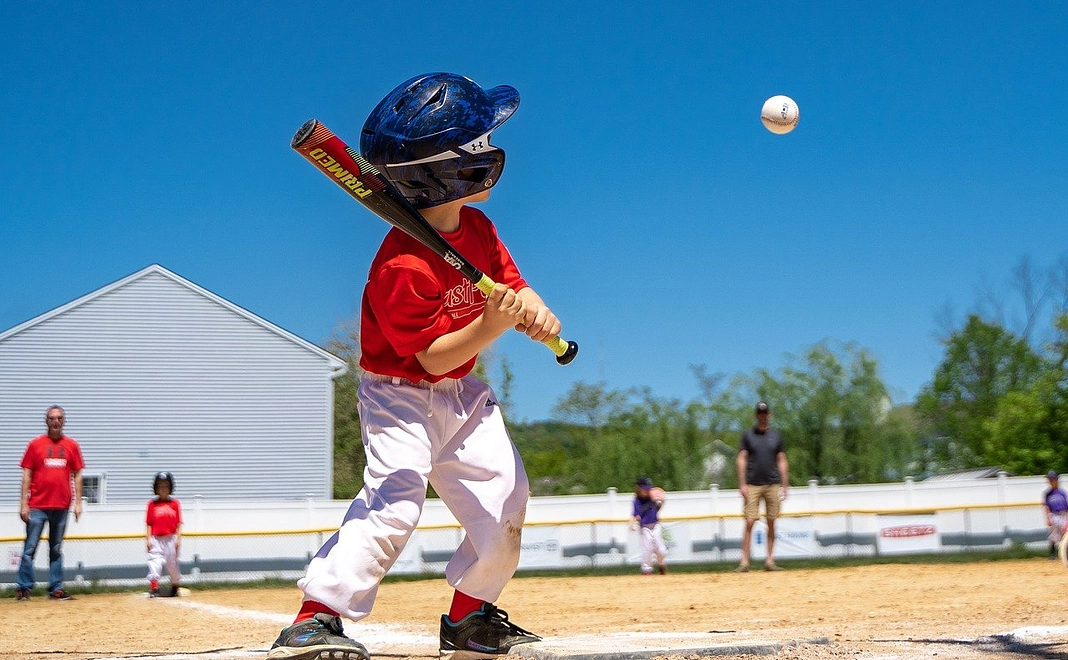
[877,514,940,555]
[518,525,564,569]
[749,516,818,559]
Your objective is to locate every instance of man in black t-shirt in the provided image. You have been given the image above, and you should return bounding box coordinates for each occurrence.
[735,401,789,572]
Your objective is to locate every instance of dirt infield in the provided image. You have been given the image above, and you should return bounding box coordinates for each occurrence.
[4,558,1068,660]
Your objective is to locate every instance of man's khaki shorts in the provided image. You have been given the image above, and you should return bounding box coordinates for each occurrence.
[743,484,781,521]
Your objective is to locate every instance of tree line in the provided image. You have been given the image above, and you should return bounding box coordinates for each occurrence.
[325,256,1068,499]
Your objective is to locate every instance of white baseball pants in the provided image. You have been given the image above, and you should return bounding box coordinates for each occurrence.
[147,535,180,584]
[1050,512,1068,543]
[299,374,530,621]
[639,524,667,574]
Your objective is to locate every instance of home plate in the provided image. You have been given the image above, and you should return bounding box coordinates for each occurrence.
[510,632,830,660]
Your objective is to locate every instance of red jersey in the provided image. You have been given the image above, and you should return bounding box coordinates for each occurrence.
[146,497,182,536]
[20,434,85,509]
[359,206,527,382]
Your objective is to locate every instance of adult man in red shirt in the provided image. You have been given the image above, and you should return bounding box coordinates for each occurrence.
[16,405,84,601]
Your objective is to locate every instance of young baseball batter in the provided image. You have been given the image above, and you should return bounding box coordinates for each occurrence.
[145,471,182,597]
[268,73,565,660]
[630,477,667,575]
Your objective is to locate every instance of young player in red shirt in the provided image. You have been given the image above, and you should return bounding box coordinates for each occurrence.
[145,471,182,597]
[269,73,567,660]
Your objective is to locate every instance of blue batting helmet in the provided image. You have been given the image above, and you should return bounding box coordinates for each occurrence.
[359,72,519,208]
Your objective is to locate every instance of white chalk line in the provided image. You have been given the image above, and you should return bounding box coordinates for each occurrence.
[998,624,1068,639]
[90,594,437,659]
[91,595,1068,660]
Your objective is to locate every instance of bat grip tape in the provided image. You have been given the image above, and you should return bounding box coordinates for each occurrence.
[473,275,572,359]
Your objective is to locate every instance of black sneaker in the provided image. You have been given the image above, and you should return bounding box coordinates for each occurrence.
[266,612,369,660]
[16,588,31,602]
[439,603,541,660]
[149,587,159,598]
[49,589,73,601]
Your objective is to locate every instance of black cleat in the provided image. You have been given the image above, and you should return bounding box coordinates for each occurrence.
[267,612,370,660]
[440,603,541,660]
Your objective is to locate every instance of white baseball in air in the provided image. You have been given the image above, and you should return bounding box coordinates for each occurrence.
[761,95,800,134]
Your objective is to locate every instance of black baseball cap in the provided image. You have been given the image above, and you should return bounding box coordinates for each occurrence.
[755,402,770,414]
[1049,470,1059,480]
[636,476,654,489]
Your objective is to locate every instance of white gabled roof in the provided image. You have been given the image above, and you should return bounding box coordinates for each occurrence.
[922,467,1007,482]
[0,264,347,376]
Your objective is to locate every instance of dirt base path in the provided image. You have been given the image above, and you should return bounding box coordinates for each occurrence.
[4,558,1068,660]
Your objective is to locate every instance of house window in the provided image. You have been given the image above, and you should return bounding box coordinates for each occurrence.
[82,474,105,504]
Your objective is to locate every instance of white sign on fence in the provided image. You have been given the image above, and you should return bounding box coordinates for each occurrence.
[518,526,563,569]
[749,517,819,559]
[876,514,940,555]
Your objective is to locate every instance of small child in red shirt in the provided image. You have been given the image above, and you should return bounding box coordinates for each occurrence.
[145,471,182,597]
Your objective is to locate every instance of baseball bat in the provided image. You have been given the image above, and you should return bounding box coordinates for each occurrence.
[291,118,578,365]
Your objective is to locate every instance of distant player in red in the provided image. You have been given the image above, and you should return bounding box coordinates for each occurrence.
[269,73,565,660]
[16,405,84,601]
[146,471,182,597]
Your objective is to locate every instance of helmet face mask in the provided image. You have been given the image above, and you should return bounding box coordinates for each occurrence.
[386,148,505,208]
[360,73,519,208]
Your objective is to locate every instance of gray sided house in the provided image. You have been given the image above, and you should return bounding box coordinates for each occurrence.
[0,264,347,504]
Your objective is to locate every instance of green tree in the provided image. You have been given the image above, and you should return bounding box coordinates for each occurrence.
[689,366,749,488]
[323,319,365,500]
[876,404,923,480]
[685,342,907,489]
[510,419,588,495]
[915,315,1043,472]
[548,381,631,493]
[578,387,704,493]
[740,341,895,484]
[985,313,1068,474]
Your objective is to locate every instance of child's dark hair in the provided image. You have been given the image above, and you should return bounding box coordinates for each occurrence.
[152,471,175,496]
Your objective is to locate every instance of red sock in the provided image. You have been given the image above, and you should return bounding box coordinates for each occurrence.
[295,600,337,623]
[449,591,484,622]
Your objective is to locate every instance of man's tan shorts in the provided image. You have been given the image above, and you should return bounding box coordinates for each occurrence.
[743,484,781,521]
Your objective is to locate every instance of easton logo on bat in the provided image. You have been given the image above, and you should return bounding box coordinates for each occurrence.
[443,252,466,271]
[308,148,379,198]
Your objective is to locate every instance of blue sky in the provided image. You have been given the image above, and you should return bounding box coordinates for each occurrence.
[3,3,1066,422]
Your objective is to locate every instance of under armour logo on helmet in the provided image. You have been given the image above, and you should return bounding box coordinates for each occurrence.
[459,132,498,155]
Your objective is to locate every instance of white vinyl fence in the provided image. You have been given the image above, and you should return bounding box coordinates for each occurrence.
[0,472,1053,588]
